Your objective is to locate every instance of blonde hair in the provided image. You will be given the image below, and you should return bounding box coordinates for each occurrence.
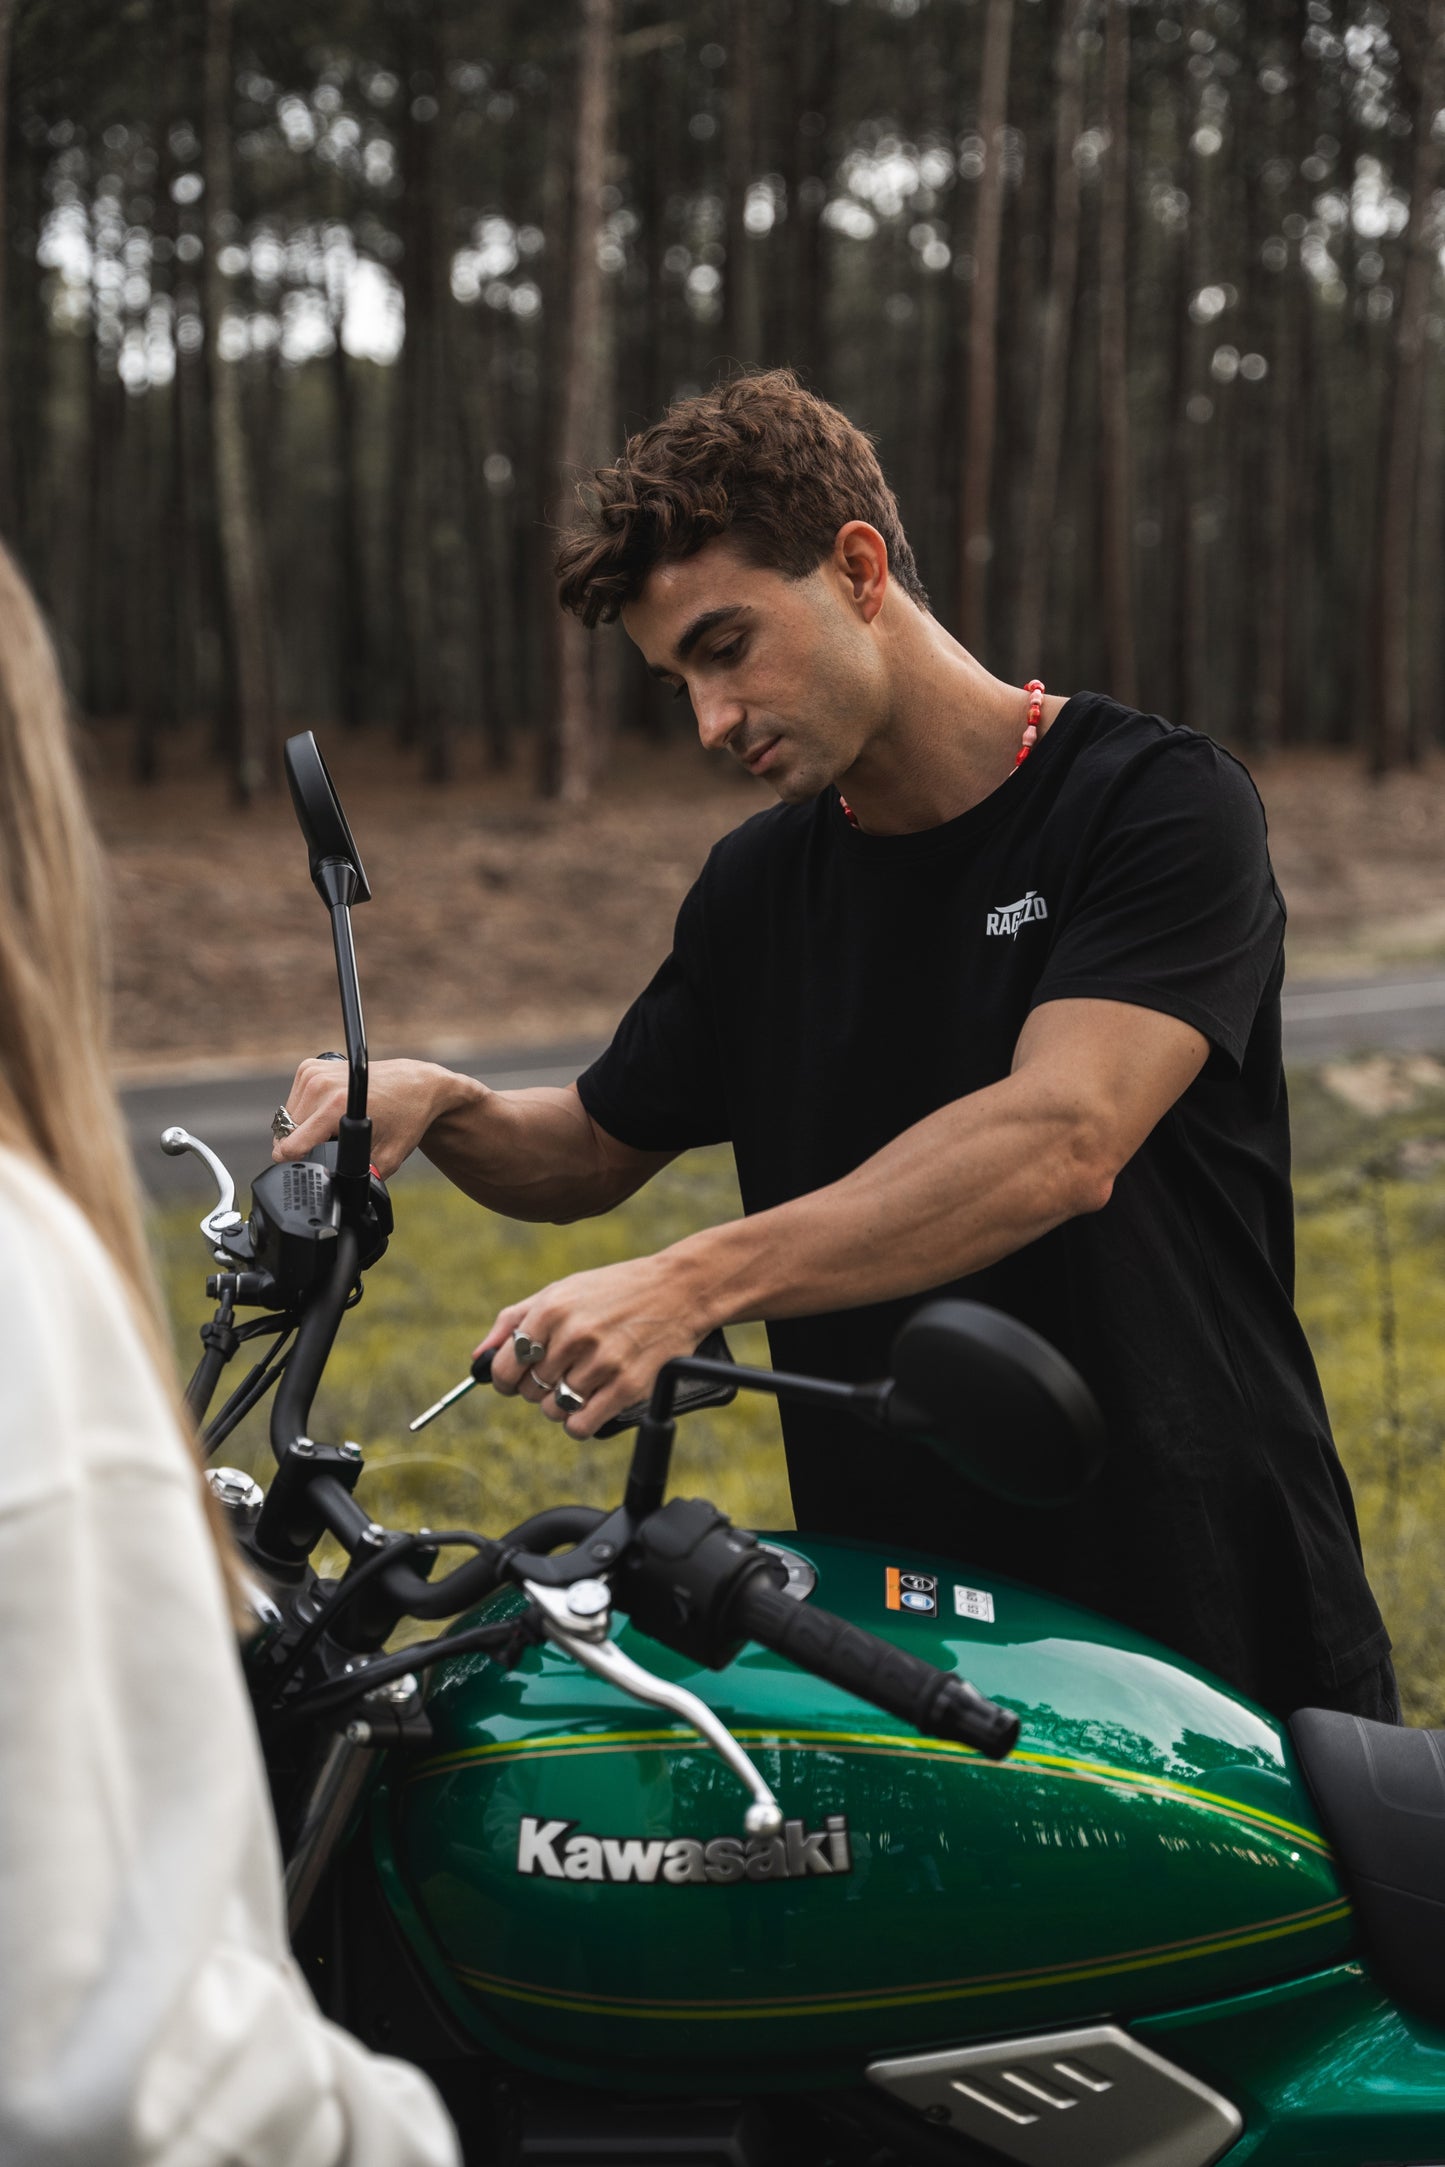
[0,540,243,1610]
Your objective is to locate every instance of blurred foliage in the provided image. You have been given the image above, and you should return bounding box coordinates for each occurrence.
[155,1084,1445,1717]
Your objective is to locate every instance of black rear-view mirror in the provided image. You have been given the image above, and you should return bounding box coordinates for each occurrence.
[887,1299,1104,1508]
[285,731,370,909]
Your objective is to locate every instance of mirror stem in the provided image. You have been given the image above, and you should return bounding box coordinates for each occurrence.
[327,901,369,1124]
[314,860,371,1202]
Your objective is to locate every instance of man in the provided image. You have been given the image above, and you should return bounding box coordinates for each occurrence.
[278,370,1392,1724]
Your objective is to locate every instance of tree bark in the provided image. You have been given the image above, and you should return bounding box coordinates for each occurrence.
[203,0,276,803]
[553,0,618,804]
[1254,12,1304,754]
[957,0,1014,654]
[1097,0,1136,707]
[0,0,19,540]
[1368,0,1445,773]
[1014,0,1087,680]
[722,0,761,367]
[784,0,836,386]
[328,326,367,734]
[1412,356,1442,754]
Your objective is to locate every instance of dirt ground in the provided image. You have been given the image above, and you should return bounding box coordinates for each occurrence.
[90,723,1445,1078]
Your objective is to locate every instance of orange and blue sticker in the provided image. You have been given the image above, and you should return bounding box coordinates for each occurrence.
[885,1568,938,1617]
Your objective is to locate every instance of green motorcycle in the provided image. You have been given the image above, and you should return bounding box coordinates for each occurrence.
[177,734,1445,2164]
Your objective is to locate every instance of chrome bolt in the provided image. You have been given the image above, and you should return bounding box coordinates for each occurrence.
[207,1467,263,1515]
[365,1671,419,1708]
[566,1578,612,1620]
[361,1523,386,1547]
[292,1436,316,1457]
[344,1719,373,1746]
[340,1441,363,1463]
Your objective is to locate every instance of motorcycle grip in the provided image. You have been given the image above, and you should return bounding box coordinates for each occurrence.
[730,1578,1019,1760]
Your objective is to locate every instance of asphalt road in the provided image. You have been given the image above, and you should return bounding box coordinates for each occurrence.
[127,971,1445,1201]
[1278,969,1445,1060]
[127,1039,606,1202]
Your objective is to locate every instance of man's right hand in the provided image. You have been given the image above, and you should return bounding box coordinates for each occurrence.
[272,1056,473,1179]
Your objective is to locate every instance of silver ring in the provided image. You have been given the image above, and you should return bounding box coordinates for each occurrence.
[271,1104,297,1142]
[532,1375,557,1393]
[555,1381,586,1415]
[512,1330,547,1368]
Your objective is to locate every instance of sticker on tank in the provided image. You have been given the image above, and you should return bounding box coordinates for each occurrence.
[953,1584,996,1622]
[885,1567,937,1614]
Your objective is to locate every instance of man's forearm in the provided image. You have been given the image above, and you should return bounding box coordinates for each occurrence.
[422,1076,667,1220]
[668,1068,1112,1329]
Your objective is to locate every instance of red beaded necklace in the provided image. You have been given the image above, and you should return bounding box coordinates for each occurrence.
[838,679,1046,830]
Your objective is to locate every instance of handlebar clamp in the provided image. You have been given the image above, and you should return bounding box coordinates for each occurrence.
[253,1437,364,1567]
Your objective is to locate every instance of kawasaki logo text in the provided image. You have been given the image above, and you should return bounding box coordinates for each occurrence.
[986,890,1048,937]
[515,1813,852,1885]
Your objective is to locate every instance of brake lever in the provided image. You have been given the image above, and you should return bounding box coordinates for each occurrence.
[524,1579,784,1839]
[161,1126,246,1256]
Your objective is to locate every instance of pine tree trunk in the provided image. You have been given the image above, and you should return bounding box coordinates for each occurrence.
[0,0,18,541]
[722,0,761,367]
[1170,0,1213,737]
[203,0,276,803]
[329,330,367,733]
[1097,0,1137,707]
[553,0,617,804]
[1368,0,1445,773]
[1014,0,1086,680]
[957,0,1014,654]
[1255,12,1305,755]
[1412,364,1442,754]
[784,0,835,387]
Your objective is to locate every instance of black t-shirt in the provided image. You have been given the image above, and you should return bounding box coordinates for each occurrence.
[577,693,1387,1715]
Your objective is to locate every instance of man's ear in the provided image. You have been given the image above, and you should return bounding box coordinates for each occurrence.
[832,521,890,623]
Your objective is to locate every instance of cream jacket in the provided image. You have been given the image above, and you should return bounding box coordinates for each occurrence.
[0,1147,459,2167]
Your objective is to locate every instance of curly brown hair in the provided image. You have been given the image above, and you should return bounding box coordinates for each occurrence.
[554,370,929,626]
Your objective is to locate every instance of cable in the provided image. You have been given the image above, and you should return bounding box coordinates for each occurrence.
[279,1615,533,1722]
[203,1330,296,1455]
[263,1528,493,1708]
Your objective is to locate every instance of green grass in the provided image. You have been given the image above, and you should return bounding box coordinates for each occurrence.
[155,1085,1445,1721]
[1289,1067,1445,1724]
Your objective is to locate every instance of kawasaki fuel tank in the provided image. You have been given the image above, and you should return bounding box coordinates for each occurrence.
[374,1534,1351,2091]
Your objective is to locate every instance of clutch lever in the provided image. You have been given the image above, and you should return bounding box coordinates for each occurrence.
[161,1126,246,1255]
[524,1579,784,1839]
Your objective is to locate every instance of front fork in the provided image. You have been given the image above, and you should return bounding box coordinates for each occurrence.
[276,1673,429,1935]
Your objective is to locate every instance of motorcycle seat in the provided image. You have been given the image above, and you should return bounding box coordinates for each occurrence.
[1290,1708,1445,2026]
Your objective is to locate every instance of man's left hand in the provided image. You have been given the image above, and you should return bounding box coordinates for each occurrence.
[478,1253,712,1439]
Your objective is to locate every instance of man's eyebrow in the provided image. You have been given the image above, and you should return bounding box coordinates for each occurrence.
[675,604,750,663]
[645,604,752,680]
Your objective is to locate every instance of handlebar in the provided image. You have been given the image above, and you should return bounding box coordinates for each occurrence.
[269,1225,360,1463]
[279,1475,1018,1764]
[729,1576,1019,1759]
[242,1195,1018,1760]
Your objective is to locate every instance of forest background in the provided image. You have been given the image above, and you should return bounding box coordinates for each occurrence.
[2,0,1442,806]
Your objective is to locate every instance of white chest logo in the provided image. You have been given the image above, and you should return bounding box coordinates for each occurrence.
[986,890,1049,938]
